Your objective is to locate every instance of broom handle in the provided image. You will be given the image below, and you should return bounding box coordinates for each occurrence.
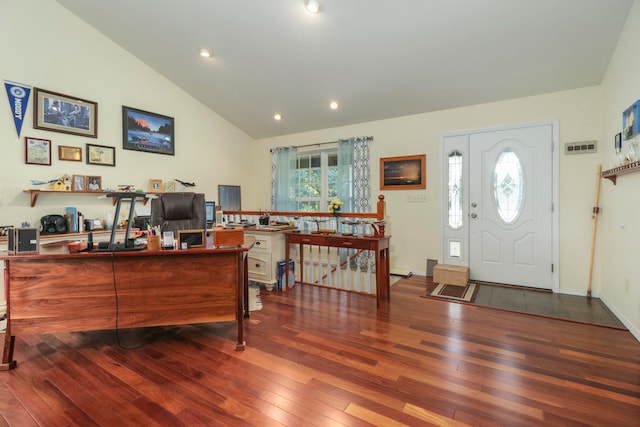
[587,164,602,298]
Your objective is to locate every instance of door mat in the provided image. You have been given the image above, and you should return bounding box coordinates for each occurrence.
[427,283,478,303]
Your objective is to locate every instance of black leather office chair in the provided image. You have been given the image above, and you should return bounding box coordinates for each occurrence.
[150,192,206,233]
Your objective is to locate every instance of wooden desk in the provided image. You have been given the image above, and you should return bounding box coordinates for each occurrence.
[284,231,390,306]
[1,244,249,370]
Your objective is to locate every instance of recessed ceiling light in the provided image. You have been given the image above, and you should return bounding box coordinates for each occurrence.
[274,113,282,121]
[329,101,339,110]
[304,0,323,14]
[199,48,212,58]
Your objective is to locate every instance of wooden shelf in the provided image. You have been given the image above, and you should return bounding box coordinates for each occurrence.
[24,189,151,207]
[601,160,640,185]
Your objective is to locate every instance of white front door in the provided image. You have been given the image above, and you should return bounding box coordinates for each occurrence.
[441,123,556,290]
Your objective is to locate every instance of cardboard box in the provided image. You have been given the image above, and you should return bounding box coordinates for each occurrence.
[433,264,469,286]
[214,227,244,246]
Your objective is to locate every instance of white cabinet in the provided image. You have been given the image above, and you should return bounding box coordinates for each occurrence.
[244,230,286,291]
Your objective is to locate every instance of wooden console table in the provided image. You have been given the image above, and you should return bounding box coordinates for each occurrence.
[284,231,390,307]
[1,244,249,370]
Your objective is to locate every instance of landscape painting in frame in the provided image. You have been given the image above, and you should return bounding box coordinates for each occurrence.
[380,154,426,190]
[122,106,174,155]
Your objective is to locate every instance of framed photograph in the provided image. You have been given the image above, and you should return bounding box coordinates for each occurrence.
[25,137,52,165]
[164,180,176,192]
[59,145,82,162]
[86,143,115,166]
[72,175,86,191]
[33,88,97,138]
[149,179,163,193]
[380,154,426,190]
[86,176,102,192]
[218,185,241,210]
[123,106,175,155]
[615,132,622,154]
[177,229,205,248]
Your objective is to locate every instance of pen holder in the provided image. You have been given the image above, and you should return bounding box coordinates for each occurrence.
[147,234,161,251]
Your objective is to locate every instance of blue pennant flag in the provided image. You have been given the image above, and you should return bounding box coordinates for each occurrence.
[4,80,31,138]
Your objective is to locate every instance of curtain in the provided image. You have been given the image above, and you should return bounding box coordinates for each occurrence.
[338,136,371,212]
[271,146,297,211]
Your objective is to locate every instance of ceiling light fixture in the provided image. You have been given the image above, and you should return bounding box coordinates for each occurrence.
[274,113,282,121]
[199,48,212,58]
[304,0,323,14]
[329,101,339,110]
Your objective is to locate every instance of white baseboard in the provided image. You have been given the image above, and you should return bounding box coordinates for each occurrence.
[599,294,640,342]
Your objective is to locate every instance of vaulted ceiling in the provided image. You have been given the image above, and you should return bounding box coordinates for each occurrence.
[55,0,633,139]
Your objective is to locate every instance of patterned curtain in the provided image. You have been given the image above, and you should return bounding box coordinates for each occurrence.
[271,146,297,211]
[338,137,371,212]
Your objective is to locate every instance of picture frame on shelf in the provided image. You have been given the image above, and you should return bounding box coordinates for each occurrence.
[59,145,82,162]
[615,132,622,154]
[87,176,102,192]
[25,137,51,165]
[122,106,175,156]
[86,143,115,166]
[150,179,163,193]
[33,88,97,138]
[72,175,86,192]
[164,180,176,192]
[380,154,426,190]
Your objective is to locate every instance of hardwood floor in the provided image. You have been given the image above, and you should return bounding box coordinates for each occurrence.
[1,275,639,426]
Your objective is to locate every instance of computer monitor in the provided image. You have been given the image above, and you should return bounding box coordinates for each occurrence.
[205,201,216,227]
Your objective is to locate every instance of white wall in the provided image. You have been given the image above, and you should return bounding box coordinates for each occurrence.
[600,0,640,338]
[0,0,253,229]
[251,87,603,296]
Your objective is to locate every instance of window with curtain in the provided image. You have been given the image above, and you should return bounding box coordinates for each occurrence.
[272,137,371,213]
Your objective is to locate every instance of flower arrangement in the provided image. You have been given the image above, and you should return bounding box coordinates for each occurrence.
[328,198,343,217]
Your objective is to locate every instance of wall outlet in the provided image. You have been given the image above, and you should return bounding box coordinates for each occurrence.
[407,194,427,202]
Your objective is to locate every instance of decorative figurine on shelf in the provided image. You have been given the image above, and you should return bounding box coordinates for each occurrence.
[61,174,72,191]
[175,178,196,188]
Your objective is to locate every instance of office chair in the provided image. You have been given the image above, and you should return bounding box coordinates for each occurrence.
[150,192,206,233]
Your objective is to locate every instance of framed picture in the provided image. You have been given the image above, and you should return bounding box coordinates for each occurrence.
[86,176,102,192]
[218,185,241,210]
[59,145,82,162]
[122,106,175,155]
[86,143,116,166]
[33,88,97,138]
[149,179,163,193]
[615,132,622,154]
[380,154,426,190]
[72,175,86,191]
[25,137,51,165]
[164,180,176,192]
[177,229,205,248]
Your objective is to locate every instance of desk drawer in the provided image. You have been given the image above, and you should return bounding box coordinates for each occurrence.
[248,254,271,281]
[251,236,271,252]
[326,237,373,250]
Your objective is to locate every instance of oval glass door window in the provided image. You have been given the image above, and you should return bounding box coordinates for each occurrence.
[493,149,523,223]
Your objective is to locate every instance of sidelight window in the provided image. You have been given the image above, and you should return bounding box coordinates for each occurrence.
[448,150,463,229]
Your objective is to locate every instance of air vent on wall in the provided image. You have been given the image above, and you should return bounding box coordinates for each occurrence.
[565,140,597,155]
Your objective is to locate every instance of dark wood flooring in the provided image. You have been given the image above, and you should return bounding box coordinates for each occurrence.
[1,275,639,426]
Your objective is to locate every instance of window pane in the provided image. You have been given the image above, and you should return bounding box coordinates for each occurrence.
[448,150,463,229]
[310,155,321,168]
[493,149,524,224]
